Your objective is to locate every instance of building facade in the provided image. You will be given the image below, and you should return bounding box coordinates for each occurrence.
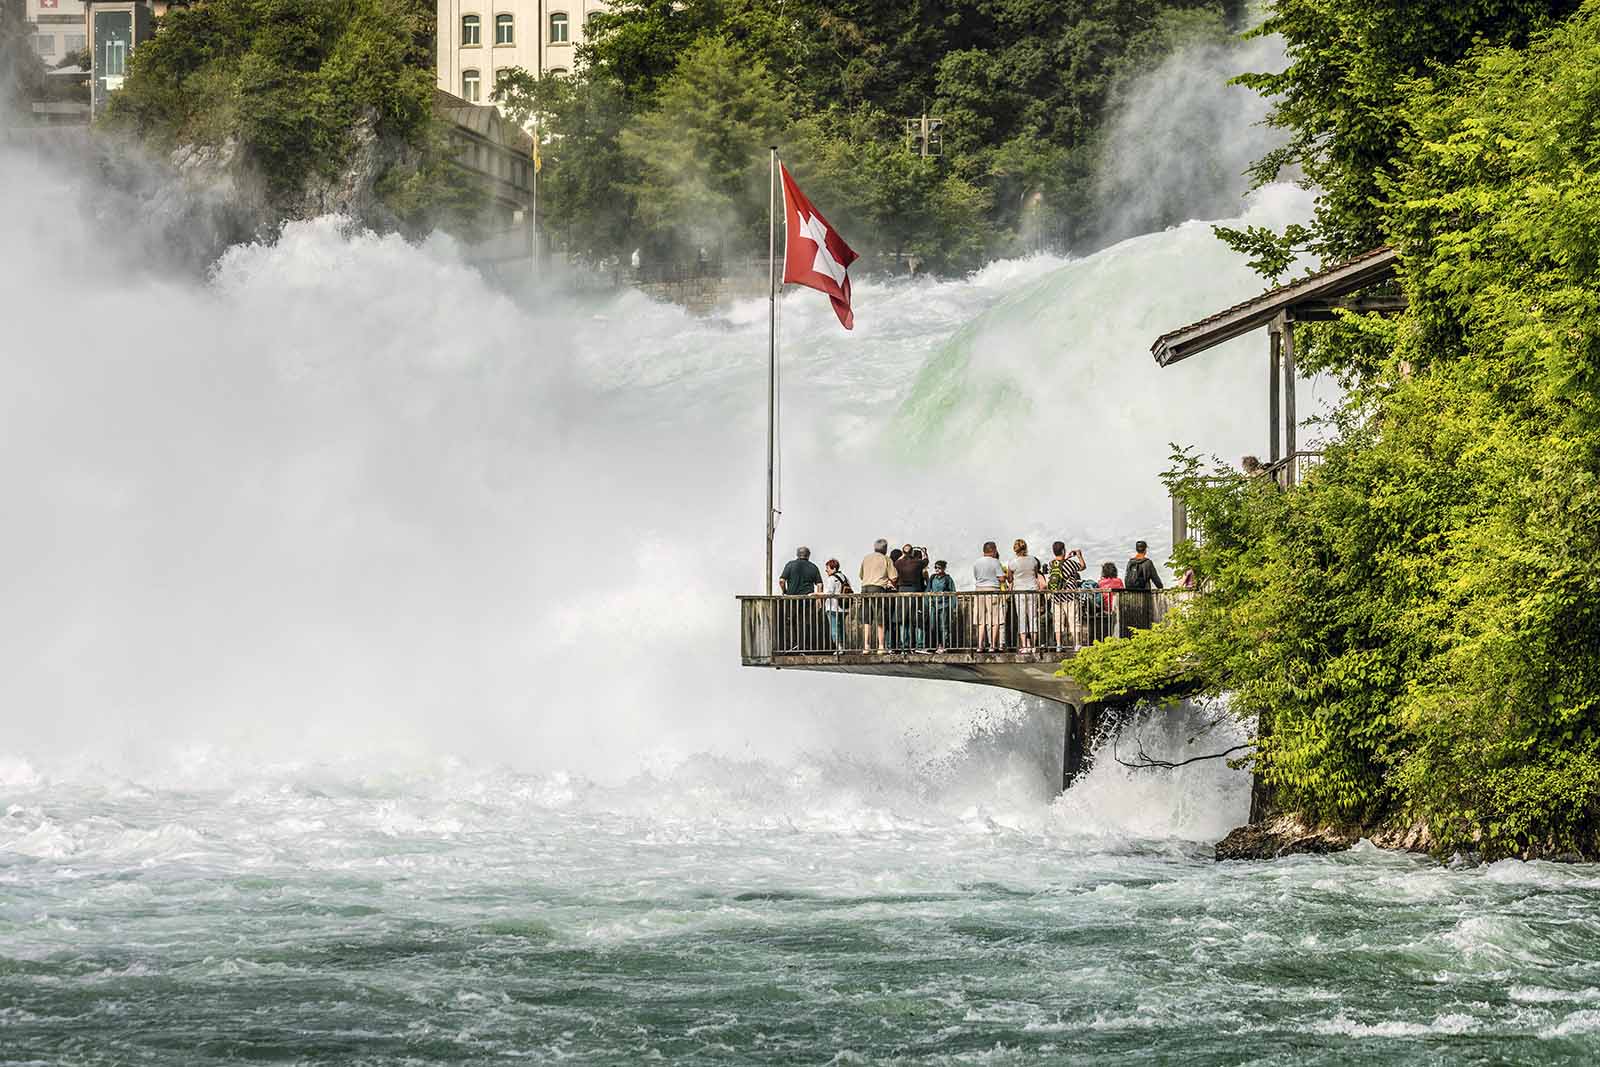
[78,1,175,114]
[436,0,610,104]
[24,0,89,66]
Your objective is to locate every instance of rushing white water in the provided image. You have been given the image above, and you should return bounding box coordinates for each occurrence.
[1,123,1324,792]
[11,38,1600,1062]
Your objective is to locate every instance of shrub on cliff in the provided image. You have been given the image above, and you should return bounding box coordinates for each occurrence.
[104,0,468,232]
[1069,1,1600,858]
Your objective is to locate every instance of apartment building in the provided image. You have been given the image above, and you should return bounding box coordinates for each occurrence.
[436,1,610,105]
[24,0,89,66]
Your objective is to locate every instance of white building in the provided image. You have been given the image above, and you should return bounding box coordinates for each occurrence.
[436,1,610,104]
[24,0,89,66]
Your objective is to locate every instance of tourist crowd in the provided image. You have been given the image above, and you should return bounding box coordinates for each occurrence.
[776,538,1178,655]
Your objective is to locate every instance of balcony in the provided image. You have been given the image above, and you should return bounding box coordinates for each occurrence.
[737,589,1184,704]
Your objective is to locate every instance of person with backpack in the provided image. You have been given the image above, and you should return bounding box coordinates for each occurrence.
[927,559,957,653]
[1123,540,1164,632]
[817,559,851,653]
[1046,541,1087,651]
[1006,539,1045,651]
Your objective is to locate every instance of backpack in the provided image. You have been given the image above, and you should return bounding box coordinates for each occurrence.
[835,573,853,595]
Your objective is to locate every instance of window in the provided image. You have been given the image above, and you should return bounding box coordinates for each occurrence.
[495,13,514,45]
[32,35,58,57]
[461,14,481,45]
[64,34,87,55]
[548,12,569,43]
[103,38,126,77]
[548,67,568,76]
[462,69,481,102]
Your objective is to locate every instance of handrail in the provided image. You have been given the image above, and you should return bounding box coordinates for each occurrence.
[738,588,1186,662]
[1263,450,1323,489]
[1173,450,1327,544]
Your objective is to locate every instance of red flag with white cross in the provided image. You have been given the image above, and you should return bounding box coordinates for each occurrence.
[779,164,860,330]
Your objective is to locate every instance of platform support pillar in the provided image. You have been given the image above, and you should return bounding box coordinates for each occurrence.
[1063,702,1104,791]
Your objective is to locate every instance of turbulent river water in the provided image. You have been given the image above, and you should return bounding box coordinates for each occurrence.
[9,42,1600,1064]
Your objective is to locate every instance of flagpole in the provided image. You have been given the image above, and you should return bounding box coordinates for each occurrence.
[765,146,778,596]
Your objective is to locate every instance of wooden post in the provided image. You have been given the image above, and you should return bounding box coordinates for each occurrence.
[1281,316,1298,483]
[1268,323,1282,464]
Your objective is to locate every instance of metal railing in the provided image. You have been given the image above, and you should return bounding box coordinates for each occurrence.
[1172,450,1328,544]
[1264,450,1323,489]
[739,589,1184,661]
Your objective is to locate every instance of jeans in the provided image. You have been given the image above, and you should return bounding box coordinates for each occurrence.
[898,597,926,651]
[826,610,845,649]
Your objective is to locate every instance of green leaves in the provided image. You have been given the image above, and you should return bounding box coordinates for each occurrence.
[1078,1,1600,858]
[105,0,442,217]
[1211,223,1313,282]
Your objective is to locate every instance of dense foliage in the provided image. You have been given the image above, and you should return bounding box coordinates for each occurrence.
[500,0,1241,272]
[1069,1,1600,858]
[1217,0,1580,267]
[103,0,471,232]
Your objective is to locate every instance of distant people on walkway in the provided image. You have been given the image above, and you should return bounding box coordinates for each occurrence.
[928,559,956,653]
[1098,561,1124,614]
[859,538,896,652]
[973,541,1005,651]
[772,532,1170,656]
[779,546,821,595]
[1007,539,1044,651]
[820,559,849,653]
[1125,541,1164,593]
[894,544,929,651]
[1047,541,1087,651]
[1123,540,1163,632]
[778,546,822,651]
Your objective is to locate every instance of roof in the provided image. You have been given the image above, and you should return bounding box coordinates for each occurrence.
[432,88,534,155]
[1151,246,1400,366]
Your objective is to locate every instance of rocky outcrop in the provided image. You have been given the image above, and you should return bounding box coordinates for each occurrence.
[1214,812,1438,861]
[166,109,418,246]
[1214,813,1362,860]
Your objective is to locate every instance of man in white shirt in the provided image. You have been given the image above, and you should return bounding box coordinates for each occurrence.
[973,541,1006,652]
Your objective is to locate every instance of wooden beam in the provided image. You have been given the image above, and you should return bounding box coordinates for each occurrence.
[1269,326,1282,464]
[1290,294,1409,321]
[1282,317,1298,475]
[1150,247,1399,366]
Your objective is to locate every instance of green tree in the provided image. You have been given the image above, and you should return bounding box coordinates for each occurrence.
[1231,0,1581,262]
[105,0,457,229]
[618,37,788,255]
[495,66,637,262]
[1071,1,1600,858]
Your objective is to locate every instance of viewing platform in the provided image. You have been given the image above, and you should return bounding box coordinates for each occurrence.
[740,589,1183,787]
[739,589,1180,705]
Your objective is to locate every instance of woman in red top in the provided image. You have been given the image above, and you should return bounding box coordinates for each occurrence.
[1097,561,1124,612]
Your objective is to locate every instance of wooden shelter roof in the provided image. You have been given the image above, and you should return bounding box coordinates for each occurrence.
[1151,247,1400,366]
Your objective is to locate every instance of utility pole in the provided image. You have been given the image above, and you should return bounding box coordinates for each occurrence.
[530,116,540,279]
[904,114,943,157]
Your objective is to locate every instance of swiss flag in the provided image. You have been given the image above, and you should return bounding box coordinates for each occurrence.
[780,164,859,330]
